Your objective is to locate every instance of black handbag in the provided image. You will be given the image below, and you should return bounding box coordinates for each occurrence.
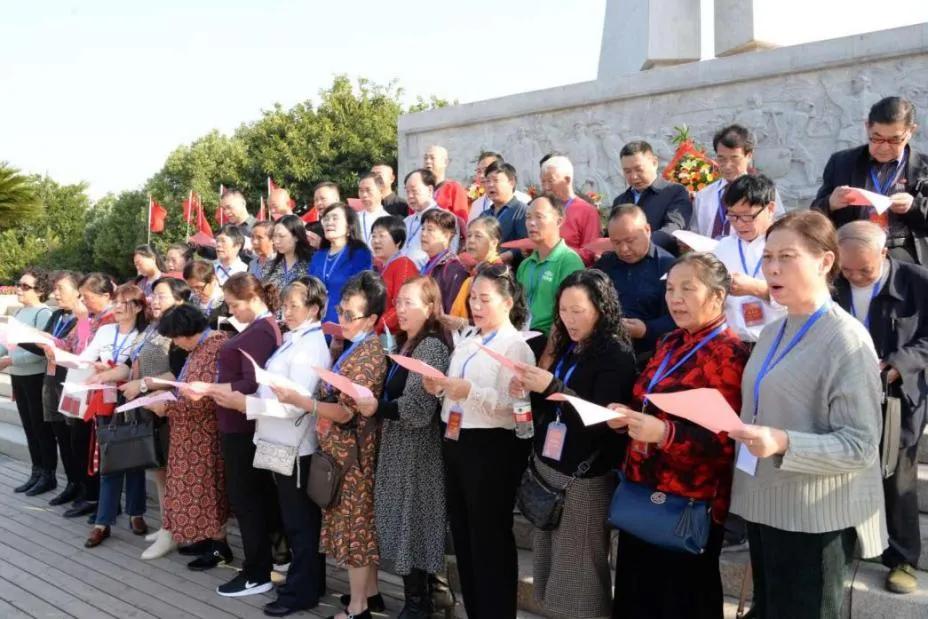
[516,452,597,531]
[97,410,160,475]
[306,420,375,509]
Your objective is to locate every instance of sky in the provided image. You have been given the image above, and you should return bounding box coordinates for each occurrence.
[2,1,927,200]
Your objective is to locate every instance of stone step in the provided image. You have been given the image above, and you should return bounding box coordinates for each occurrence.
[0,372,10,399]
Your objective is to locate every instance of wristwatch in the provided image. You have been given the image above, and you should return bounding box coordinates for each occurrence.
[139,381,149,394]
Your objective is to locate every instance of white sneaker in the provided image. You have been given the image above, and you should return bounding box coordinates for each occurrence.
[141,528,177,560]
[145,528,163,543]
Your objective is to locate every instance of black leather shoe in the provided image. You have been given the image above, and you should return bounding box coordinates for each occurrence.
[48,482,81,506]
[25,472,57,497]
[63,500,97,518]
[14,468,41,493]
[338,594,384,613]
[263,601,304,617]
[187,540,233,571]
[326,610,371,619]
[178,539,211,556]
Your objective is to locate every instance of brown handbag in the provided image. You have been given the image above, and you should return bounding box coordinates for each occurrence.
[306,419,374,509]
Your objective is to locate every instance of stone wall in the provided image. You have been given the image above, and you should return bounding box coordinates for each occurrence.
[398,23,928,210]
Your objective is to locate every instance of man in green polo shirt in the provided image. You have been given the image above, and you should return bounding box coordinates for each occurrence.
[517,193,585,337]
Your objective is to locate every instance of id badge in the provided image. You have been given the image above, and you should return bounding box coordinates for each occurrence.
[316,416,333,438]
[542,421,567,461]
[103,388,118,404]
[741,301,765,327]
[46,360,57,376]
[736,443,758,476]
[445,407,463,441]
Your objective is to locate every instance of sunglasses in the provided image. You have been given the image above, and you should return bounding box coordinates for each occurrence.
[16,282,35,291]
[335,306,370,322]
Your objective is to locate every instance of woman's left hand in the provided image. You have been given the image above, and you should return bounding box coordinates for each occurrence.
[355,397,378,417]
[729,424,789,458]
[211,389,246,411]
[443,377,471,401]
[516,365,553,394]
[625,411,668,444]
[178,381,211,401]
[270,384,302,407]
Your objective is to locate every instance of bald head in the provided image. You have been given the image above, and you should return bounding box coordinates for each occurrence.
[607,204,651,264]
[268,187,293,220]
[424,145,449,182]
[837,221,888,288]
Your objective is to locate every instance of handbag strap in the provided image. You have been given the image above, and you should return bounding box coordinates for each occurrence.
[338,414,377,475]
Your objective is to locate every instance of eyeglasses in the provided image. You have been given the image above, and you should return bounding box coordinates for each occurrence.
[115,301,137,308]
[335,306,369,321]
[17,282,36,290]
[868,132,909,146]
[725,209,767,223]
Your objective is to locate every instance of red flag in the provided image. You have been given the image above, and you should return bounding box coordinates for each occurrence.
[182,190,194,223]
[216,184,226,226]
[149,197,167,233]
[301,203,319,224]
[195,195,214,238]
[258,196,267,222]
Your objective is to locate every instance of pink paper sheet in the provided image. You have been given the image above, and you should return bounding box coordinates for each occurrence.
[645,388,744,434]
[150,377,211,395]
[115,391,176,413]
[847,188,892,214]
[583,237,613,254]
[547,392,625,426]
[322,322,344,338]
[476,343,528,373]
[388,354,446,379]
[313,367,373,400]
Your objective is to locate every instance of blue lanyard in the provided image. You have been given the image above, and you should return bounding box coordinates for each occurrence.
[463,331,499,378]
[751,303,829,423]
[216,263,232,281]
[130,325,158,363]
[480,196,493,216]
[563,197,574,214]
[268,325,321,364]
[869,154,907,196]
[333,335,367,375]
[646,323,727,395]
[322,247,346,283]
[737,239,763,278]
[716,183,730,237]
[52,314,75,339]
[553,344,579,386]
[111,328,135,363]
[281,258,301,284]
[178,329,213,382]
[408,211,428,246]
[849,283,881,329]
[382,361,402,402]
[421,249,449,275]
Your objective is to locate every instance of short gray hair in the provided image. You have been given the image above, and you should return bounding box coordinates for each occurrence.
[670,252,731,300]
[837,221,887,251]
[541,155,573,179]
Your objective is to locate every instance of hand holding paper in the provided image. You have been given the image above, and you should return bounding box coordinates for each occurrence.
[847,187,892,214]
[672,230,719,254]
[388,354,446,379]
[476,343,529,374]
[546,392,625,426]
[313,366,374,400]
[644,388,744,434]
[53,347,94,370]
[500,238,536,251]
[239,349,311,396]
[150,377,212,396]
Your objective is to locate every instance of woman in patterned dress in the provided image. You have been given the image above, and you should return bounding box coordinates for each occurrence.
[263,214,314,289]
[274,270,388,619]
[356,276,450,617]
[149,304,231,564]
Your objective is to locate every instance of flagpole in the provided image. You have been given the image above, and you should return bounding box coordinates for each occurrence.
[185,189,192,240]
[219,184,225,226]
[147,194,152,244]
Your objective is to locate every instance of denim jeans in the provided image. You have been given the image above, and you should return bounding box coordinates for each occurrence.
[95,469,146,526]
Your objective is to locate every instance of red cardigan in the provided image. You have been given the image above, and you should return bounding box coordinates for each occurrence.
[434,180,469,231]
[561,197,602,266]
[377,255,419,334]
[624,315,749,523]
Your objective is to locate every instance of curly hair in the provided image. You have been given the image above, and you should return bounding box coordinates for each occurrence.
[549,269,630,363]
[20,267,50,302]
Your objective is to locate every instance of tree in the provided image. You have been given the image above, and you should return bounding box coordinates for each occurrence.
[84,191,149,278]
[0,164,43,229]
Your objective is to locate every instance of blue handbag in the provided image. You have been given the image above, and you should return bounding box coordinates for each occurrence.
[607,472,711,555]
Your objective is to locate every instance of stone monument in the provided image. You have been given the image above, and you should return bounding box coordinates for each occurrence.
[397,0,928,210]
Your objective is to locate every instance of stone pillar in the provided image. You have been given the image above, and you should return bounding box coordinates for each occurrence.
[598,0,702,77]
[714,0,783,57]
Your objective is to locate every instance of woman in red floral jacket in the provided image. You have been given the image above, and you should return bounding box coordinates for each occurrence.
[607,252,749,619]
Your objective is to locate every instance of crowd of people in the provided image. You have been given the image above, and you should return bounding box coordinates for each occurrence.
[1,94,926,619]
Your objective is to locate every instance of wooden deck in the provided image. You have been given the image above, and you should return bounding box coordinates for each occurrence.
[0,455,410,619]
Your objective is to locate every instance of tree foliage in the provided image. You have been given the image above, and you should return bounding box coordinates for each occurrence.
[0,164,43,229]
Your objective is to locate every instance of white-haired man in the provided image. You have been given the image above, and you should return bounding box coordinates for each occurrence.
[539,155,602,266]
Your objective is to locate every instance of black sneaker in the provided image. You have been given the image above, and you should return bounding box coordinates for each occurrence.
[337,593,385,613]
[178,539,211,556]
[216,573,273,597]
[187,540,233,571]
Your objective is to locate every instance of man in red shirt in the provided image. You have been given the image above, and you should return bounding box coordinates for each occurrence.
[424,145,469,229]
[540,155,602,266]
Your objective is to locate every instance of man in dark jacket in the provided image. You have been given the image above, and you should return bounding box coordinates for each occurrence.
[835,221,928,594]
[812,96,928,265]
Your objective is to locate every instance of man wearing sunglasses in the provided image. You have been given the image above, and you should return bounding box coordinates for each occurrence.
[711,174,786,345]
[812,96,928,265]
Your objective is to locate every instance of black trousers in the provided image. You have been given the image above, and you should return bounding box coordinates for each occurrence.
[882,441,922,568]
[12,373,57,472]
[222,432,279,583]
[42,376,79,485]
[273,455,325,608]
[746,522,855,619]
[68,417,98,502]
[443,426,528,619]
[612,524,725,619]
